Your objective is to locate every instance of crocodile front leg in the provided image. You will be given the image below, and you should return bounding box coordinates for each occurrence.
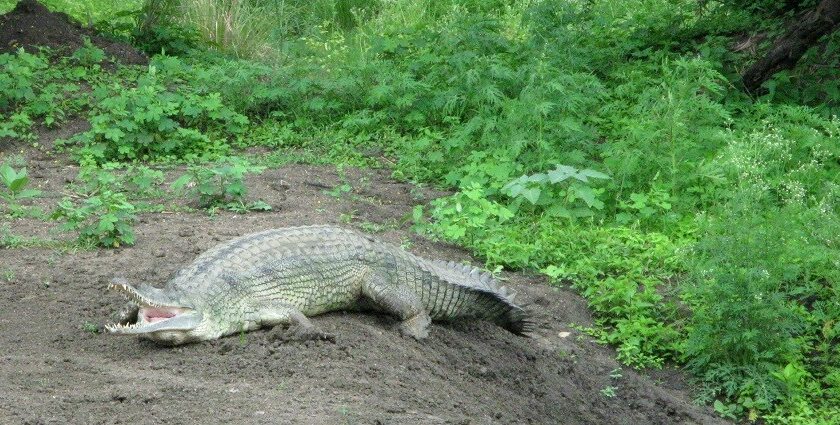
[249,303,335,342]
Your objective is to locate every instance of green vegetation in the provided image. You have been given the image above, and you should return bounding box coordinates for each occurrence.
[52,187,137,248]
[2,0,839,421]
[0,161,44,218]
[171,157,271,213]
[0,163,40,202]
[81,321,100,333]
[65,61,247,165]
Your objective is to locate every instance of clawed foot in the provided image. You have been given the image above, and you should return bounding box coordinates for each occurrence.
[268,324,335,343]
[292,325,336,343]
[398,313,431,340]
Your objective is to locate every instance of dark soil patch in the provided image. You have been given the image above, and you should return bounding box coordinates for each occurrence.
[0,0,147,64]
[0,143,729,424]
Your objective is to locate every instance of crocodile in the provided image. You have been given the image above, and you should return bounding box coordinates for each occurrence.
[106,225,532,345]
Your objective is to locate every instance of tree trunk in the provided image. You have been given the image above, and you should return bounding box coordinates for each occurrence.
[742,0,840,94]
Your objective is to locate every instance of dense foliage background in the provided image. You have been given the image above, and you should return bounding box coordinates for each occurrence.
[2,0,839,422]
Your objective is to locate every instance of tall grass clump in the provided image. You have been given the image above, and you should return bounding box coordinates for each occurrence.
[180,0,275,58]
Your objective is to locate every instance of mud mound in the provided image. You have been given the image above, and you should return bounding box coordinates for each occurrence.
[0,148,728,424]
[0,0,147,64]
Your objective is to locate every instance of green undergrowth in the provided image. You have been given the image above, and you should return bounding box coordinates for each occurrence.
[2,0,840,421]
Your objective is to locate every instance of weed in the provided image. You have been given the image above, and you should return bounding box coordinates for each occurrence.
[1,268,15,282]
[325,166,354,199]
[65,61,247,165]
[0,163,41,202]
[325,183,353,199]
[52,190,137,248]
[339,212,356,224]
[0,225,62,249]
[239,325,248,346]
[501,163,610,219]
[399,237,413,251]
[172,157,271,213]
[71,37,105,67]
[81,322,100,334]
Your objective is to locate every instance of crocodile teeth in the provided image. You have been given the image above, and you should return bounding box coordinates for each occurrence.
[105,322,144,333]
[108,282,164,307]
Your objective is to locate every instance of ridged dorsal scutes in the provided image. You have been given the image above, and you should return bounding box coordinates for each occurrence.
[425,259,517,304]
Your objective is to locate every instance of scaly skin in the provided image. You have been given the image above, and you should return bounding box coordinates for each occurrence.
[107,225,531,345]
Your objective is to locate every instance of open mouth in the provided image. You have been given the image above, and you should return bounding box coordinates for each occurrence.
[106,279,198,334]
[141,306,184,323]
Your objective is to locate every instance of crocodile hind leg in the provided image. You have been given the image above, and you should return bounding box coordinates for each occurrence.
[361,270,432,339]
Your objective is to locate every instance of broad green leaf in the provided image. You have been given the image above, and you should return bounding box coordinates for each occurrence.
[630,193,647,204]
[520,187,541,204]
[547,165,576,183]
[545,204,572,218]
[248,200,272,211]
[97,215,118,233]
[103,127,125,142]
[0,164,17,186]
[8,175,28,193]
[570,207,594,217]
[14,189,40,199]
[574,185,598,208]
[496,206,514,221]
[578,168,610,180]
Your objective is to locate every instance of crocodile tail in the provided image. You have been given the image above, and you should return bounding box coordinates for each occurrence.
[430,261,535,336]
[472,285,535,336]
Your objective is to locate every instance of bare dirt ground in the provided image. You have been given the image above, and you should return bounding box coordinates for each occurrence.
[0,0,147,64]
[0,144,729,425]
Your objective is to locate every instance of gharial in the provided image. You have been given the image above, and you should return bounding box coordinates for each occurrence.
[106,225,532,345]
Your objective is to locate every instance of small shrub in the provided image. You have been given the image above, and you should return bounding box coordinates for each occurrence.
[71,37,105,67]
[0,163,41,202]
[172,157,271,213]
[52,189,137,248]
[0,49,47,110]
[67,63,247,165]
[502,163,610,219]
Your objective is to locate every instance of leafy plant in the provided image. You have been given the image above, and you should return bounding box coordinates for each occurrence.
[424,183,514,242]
[67,62,247,165]
[0,49,46,109]
[71,37,105,66]
[81,322,100,334]
[172,157,271,212]
[1,268,15,282]
[600,386,617,398]
[502,163,610,218]
[51,190,137,248]
[0,164,41,202]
